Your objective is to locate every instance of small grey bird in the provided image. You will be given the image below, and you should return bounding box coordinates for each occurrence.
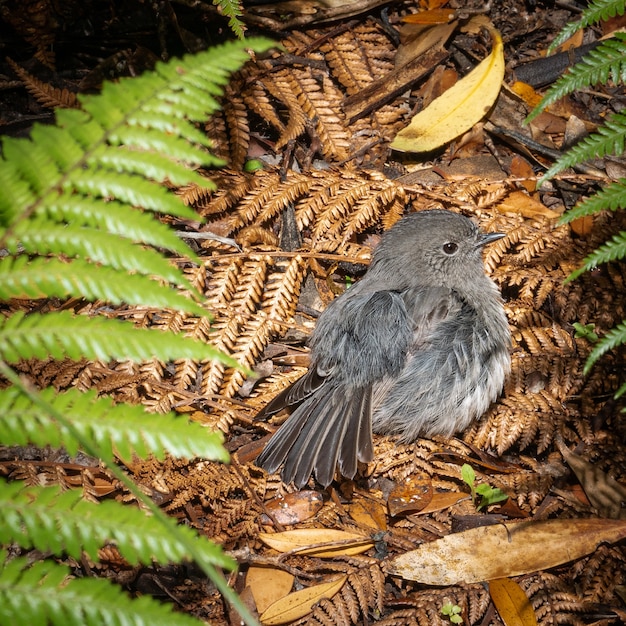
[256,209,511,487]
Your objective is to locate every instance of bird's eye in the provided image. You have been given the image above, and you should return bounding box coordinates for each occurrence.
[443,242,458,255]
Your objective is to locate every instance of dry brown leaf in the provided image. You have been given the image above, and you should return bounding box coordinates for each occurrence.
[348,499,388,530]
[569,215,594,236]
[390,24,504,152]
[258,528,374,557]
[259,575,347,625]
[389,518,626,584]
[496,190,560,219]
[410,491,468,515]
[489,578,538,626]
[388,473,433,516]
[261,491,324,526]
[247,565,295,614]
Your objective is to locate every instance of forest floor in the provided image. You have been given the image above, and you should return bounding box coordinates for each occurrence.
[1,1,626,625]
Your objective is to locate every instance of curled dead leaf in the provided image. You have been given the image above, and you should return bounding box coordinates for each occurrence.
[258,528,374,557]
[391,23,504,152]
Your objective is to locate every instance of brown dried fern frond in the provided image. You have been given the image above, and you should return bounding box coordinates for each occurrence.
[8,58,77,108]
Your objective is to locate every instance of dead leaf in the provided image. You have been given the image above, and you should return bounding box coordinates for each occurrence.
[490,578,538,626]
[388,474,433,516]
[260,491,324,525]
[408,491,468,515]
[247,565,295,614]
[348,499,388,530]
[390,23,504,152]
[402,8,456,24]
[259,576,347,625]
[496,190,560,219]
[389,518,626,585]
[510,81,543,109]
[569,215,594,237]
[258,528,374,557]
[510,156,537,193]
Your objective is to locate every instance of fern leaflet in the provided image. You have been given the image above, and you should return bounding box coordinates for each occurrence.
[584,320,626,374]
[528,33,626,121]
[549,0,626,51]
[542,112,626,181]
[0,386,228,462]
[567,231,626,281]
[0,481,235,567]
[560,179,626,222]
[0,310,239,366]
[0,552,207,626]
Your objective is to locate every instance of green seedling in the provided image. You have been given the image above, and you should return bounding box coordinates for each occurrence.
[461,463,508,511]
[572,322,599,343]
[441,601,463,624]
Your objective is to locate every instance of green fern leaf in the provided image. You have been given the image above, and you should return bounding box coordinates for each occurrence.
[527,33,626,122]
[0,257,207,315]
[212,0,246,39]
[89,144,220,187]
[8,221,194,289]
[567,230,626,282]
[541,112,626,182]
[549,0,625,51]
[560,179,626,222]
[0,310,239,366]
[0,481,234,567]
[40,196,201,259]
[584,320,626,374]
[0,385,228,461]
[0,553,208,625]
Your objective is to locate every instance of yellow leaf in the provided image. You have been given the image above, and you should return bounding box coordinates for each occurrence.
[246,565,295,614]
[490,578,538,626]
[389,518,626,584]
[390,24,504,152]
[258,528,374,557]
[260,576,347,625]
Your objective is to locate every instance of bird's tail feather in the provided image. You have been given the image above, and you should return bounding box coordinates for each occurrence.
[256,386,372,487]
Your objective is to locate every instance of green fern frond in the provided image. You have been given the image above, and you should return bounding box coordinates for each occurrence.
[0,481,235,567]
[541,111,626,182]
[39,196,198,257]
[213,0,246,39]
[566,231,626,281]
[0,257,207,315]
[8,221,194,289]
[0,37,274,235]
[549,0,625,51]
[527,33,626,122]
[0,553,207,626]
[0,310,240,366]
[560,179,626,222]
[0,386,228,462]
[584,320,626,374]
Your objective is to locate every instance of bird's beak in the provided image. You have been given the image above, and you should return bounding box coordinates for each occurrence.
[477,231,505,247]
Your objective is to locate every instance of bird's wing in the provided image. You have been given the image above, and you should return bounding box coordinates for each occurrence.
[256,288,411,486]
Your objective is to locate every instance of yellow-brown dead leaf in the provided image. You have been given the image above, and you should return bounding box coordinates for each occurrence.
[389,518,626,584]
[490,578,538,626]
[259,576,347,625]
[258,528,374,557]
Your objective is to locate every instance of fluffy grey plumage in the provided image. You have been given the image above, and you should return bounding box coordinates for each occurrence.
[255,209,511,487]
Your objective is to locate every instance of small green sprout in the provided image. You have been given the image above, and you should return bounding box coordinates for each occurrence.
[572,322,599,343]
[441,601,463,624]
[461,463,508,511]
